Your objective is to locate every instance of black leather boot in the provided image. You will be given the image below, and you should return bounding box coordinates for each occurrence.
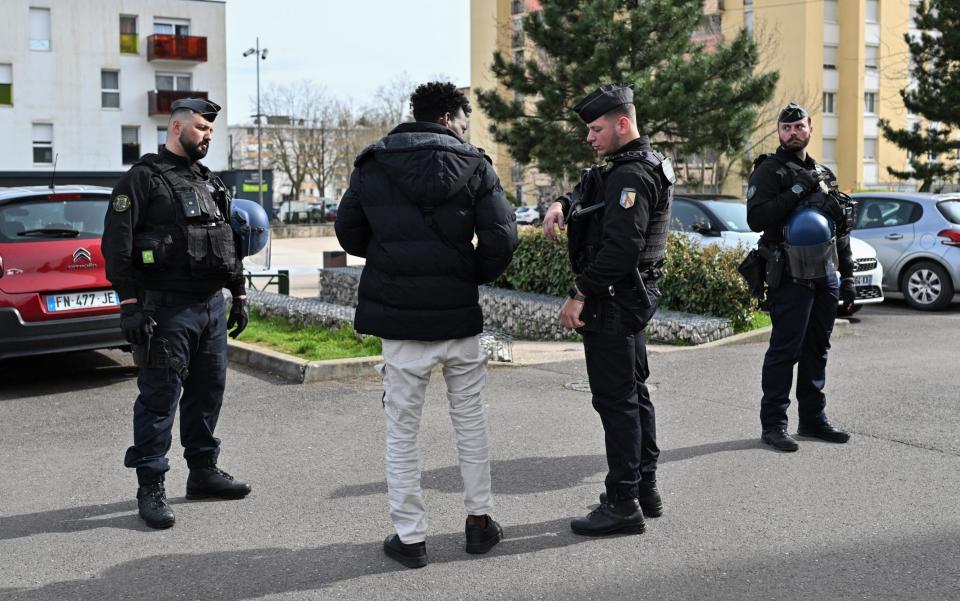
[465,515,503,554]
[600,481,663,518]
[137,482,175,529]
[383,534,428,569]
[797,421,850,443]
[762,429,800,452]
[571,498,645,536]
[186,466,252,500]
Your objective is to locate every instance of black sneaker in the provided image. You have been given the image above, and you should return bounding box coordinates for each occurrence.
[186,466,252,500]
[383,534,428,569]
[797,422,850,443]
[465,515,503,554]
[762,429,799,452]
[600,482,663,518]
[571,498,645,536]
[137,482,175,529]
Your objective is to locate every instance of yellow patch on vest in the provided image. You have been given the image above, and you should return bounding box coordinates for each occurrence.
[113,195,131,212]
[619,188,637,209]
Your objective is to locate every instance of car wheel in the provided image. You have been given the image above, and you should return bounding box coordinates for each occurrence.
[837,303,862,317]
[901,261,954,311]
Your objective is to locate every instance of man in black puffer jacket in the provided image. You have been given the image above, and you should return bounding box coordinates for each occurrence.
[335,81,517,569]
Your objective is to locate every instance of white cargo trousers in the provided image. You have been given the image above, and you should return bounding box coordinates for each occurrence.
[377,335,493,544]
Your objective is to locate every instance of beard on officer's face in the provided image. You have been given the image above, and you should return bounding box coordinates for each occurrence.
[779,131,810,152]
[179,130,210,161]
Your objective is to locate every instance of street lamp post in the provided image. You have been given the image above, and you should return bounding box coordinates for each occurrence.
[242,38,268,210]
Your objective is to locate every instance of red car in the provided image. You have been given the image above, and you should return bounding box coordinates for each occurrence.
[0,185,125,361]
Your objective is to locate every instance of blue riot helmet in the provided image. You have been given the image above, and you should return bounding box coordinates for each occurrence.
[230,198,270,257]
[783,201,839,280]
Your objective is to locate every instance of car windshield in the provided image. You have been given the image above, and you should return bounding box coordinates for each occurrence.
[0,196,108,243]
[938,200,960,224]
[700,200,752,232]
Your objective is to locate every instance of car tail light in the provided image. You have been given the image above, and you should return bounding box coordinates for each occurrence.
[47,193,82,200]
[0,255,3,279]
[937,229,960,247]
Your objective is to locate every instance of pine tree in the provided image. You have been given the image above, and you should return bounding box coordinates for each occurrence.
[475,0,778,183]
[880,0,960,192]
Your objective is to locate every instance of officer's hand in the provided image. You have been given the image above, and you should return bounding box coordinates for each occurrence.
[793,169,822,197]
[227,297,249,339]
[559,297,586,330]
[840,277,857,311]
[543,202,565,242]
[120,303,154,346]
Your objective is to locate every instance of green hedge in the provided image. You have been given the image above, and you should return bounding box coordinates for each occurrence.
[494,228,754,330]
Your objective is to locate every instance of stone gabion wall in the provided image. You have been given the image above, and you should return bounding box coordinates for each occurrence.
[311,267,734,345]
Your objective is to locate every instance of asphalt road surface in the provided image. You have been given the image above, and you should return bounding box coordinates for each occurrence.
[1,300,958,600]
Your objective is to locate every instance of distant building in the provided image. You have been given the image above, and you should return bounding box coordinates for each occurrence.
[0,0,228,187]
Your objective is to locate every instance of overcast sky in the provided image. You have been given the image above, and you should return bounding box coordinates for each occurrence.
[224,0,471,124]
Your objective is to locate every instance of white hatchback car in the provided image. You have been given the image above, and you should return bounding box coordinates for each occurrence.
[515,205,541,226]
[670,195,884,314]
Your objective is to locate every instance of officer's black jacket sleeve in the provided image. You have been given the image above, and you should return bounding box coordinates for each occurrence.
[335,166,371,258]
[837,235,855,279]
[474,162,518,284]
[575,167,659,296]
[102,167,152,302]
[746,162,799,233]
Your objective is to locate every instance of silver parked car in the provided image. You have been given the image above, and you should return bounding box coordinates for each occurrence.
[850,192,960,310]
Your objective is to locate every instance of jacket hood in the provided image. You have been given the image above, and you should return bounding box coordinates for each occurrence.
[356,122,486,204]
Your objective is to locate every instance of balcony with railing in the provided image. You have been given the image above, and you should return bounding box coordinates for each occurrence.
[148,89,208,116]
[147,34,207,62]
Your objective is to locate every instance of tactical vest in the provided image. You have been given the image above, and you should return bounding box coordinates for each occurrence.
[567,149,674,275]
[131,153,237,282]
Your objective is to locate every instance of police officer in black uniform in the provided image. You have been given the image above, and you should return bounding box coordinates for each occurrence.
[746,102,856,452]
[103,98,252,529]
[543,84,674,536]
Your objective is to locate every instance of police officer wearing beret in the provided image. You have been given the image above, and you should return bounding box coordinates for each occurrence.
[746,102,855,452]
[103,98,252,529]
[543,84,674,536]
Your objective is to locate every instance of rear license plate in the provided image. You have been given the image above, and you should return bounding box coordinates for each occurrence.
[46,290,119,312]
[854,275,872,286]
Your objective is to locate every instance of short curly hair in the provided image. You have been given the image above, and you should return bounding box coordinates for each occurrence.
[409,81,471,123]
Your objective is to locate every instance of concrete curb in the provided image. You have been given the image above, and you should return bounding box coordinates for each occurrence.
[693,318,851,349]
[227,338,381,383]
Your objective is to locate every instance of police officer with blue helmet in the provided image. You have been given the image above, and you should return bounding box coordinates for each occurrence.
[103,97,252,529]
[746,102,857,452]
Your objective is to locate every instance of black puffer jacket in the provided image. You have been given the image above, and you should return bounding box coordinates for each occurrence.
[335,122,518,341]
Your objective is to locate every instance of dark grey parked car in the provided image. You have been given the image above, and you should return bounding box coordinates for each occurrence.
[850,192,960,310]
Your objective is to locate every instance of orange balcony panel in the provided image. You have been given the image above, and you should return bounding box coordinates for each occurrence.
[148,90,209,116]
[147,34,207,62]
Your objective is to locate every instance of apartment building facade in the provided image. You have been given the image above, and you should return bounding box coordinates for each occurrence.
[470,0,923,195]
[0,0,228,187]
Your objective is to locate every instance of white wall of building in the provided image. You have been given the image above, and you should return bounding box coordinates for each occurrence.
[0,0,227,174]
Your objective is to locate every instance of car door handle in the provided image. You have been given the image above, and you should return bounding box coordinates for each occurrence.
[885,233,903,240]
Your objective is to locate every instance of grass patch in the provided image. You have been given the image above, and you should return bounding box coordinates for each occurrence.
[239,310,381,361]
[744,311,772,332]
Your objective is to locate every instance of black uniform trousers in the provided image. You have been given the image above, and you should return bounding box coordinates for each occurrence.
[124,292,227,485]
[581,293,660,502]
[760,274,839,431]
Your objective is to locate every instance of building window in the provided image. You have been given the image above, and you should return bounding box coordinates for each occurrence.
[822,138,837,162]
[29,7,51,51]
[0,64,11,106]
[823,92,836,115]
[745,9,754,37]
[864,138,877,161]
[157,126,168,151]
[823,45,838,70]
[511,0,524,15]
[824,0,838,23]
[512,49,524,64]
[153,19,190,36]
[864,92,877,115]
[32,123,53,164]
[120,15,138,54]
[122,126,140,164]
[866,0,879,23]
[101,70,120,109]
[156,73,191,91]
[865,45,879,70]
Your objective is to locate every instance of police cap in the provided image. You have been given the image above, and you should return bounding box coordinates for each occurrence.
[170,97,222,122]
[572,83,634,124]
[778,102,809,123]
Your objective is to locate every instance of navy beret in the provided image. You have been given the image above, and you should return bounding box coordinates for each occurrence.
[778,102,809,123]
[572,83,634,123]
[170,97,222,122]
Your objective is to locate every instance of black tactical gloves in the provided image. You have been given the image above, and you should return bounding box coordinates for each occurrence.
[227,297,248,339]
[793,169,822,197]
[840,277,857,309]
[120,303,155,345]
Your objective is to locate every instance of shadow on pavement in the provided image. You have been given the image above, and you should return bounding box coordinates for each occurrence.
[0,350,136,400]
[330,439,763,499]
[0,517,596,601]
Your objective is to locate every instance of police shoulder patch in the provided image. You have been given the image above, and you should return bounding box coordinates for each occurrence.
[113,195,131,213]
[619,188,637,209]
[746,185,757,200]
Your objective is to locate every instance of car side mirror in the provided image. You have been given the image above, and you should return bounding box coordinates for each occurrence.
[692,222,718,236]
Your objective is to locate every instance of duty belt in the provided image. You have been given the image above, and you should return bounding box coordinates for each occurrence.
[143,289,219,307]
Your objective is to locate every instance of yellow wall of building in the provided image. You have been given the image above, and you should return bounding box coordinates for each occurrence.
[877,0,912,186]
[469,0,513,184]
